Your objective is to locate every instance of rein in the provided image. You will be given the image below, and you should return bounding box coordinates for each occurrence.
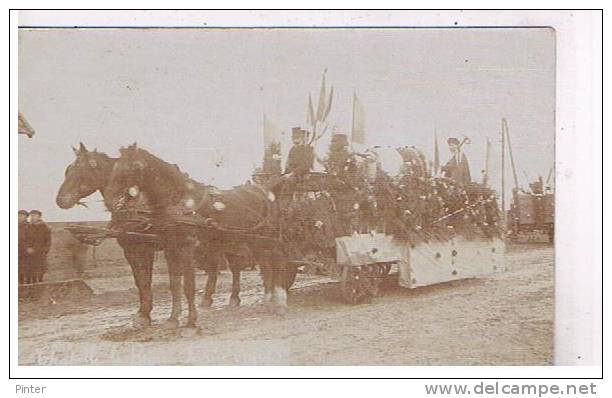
[111,181,278,242]
[109,147,281,242]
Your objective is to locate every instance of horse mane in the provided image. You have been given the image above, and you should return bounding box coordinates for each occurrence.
[86,150,116,172]
[86,150,117,186]
[70,148,116,170]
[122,146,198,208]
[90,150,114,163]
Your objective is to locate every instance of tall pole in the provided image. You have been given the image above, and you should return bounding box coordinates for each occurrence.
[483,136,490,186]
[433,121,439,176]
[503,118,519,191]
[501,119,506,221]
[350,91,356,151]
[546,166,554,186]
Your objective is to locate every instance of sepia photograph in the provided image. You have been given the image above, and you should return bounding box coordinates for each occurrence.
[10,9,602,384]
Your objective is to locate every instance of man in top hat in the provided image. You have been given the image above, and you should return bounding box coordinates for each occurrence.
[441,137,471,185]
[25,210,51,283]
[18,210,30,285]
[285,127,314,177]
[325,132,355,179]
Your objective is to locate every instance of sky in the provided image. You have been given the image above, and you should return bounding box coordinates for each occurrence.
[18,28,555,221]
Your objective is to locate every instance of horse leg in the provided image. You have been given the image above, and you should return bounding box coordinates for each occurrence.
[228,261,241,307]
[202,267,217,308]
[139,247,154,325]
[181,231,198,328]
[123,244,152,329]
[183,262,197,328]
[164,248,182,329]
[261,263,274,308]
[201,249,222,308]
[272,250,288,316]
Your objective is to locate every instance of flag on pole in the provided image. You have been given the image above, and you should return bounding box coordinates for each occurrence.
[263,114,279,149]
[323,86,333,121]
[307,70,333,145]
[483,136,491,185]
[433,131,440,175]
[351,93,365,145]
[316,71,327,122]
[307,94,315,126]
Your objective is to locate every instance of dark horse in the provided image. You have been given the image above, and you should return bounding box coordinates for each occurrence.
[56,143,157,329]
[104,144,290,328]
[55,143,251,328]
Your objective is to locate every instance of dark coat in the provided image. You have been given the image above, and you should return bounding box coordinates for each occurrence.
[26,221,51,270]
[442,152,471,185]
[18,221,29,268]
[285,144,314,176]
[325,149,351,176]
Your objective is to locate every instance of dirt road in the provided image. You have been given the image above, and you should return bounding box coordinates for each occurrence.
[18,246,553,366]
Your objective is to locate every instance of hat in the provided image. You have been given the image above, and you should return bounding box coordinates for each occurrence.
[29,210,42,216]
[18,210,28,216]
[447,137,460,145]
[292,127,306,139]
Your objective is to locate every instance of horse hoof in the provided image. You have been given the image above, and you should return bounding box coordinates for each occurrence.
[200,297,213,309]
[132,314,151,329]
[162,318,180,330]
[263,292,274,303]
[274,305,288,317]
[180,326,201,338]
[228,297,241,308]
[185,319,198,329]
[263,300,275,312]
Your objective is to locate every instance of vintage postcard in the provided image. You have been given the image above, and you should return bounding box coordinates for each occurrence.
[12,11,601,381]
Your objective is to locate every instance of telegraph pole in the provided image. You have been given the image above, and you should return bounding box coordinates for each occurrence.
[501,119,506,223]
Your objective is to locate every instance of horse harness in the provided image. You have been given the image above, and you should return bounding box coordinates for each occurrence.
[113,184,281,245]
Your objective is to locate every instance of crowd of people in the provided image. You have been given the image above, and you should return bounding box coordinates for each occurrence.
[261,125,472,187]
[18,209,51,285]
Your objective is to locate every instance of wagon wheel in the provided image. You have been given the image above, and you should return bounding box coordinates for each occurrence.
[383,263,392,275]
[373,262,394,294]
[340,266,375,304]
[363,264,382,297]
